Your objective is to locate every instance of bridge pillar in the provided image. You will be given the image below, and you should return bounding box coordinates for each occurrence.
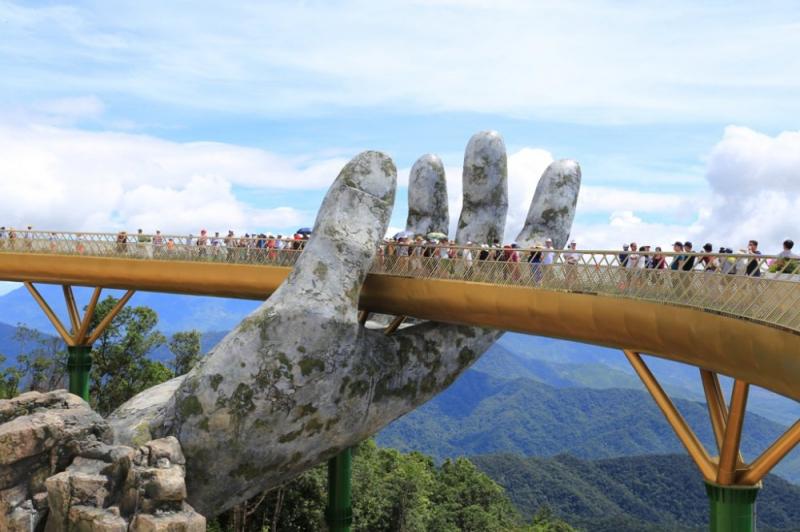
[326,448,353,532]
[67,345,93,402]
[705,482,759,532]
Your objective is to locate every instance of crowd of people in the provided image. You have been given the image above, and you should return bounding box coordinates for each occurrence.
[1,225,797,278]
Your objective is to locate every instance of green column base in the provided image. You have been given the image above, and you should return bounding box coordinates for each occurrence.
[705,481,760,532]
[67,345,92,402]
[326,448,353,532]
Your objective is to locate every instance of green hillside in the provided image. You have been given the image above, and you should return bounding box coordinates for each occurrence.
[472,453,800,531]
[377,370,800,483]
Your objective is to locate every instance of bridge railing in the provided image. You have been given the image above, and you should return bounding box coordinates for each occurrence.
[1,231,799,332]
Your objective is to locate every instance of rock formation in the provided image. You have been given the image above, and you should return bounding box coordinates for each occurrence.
[0,390,204,531]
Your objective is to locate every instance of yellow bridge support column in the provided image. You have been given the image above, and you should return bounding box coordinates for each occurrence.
[24,283,134,402]
[625,350,800,531]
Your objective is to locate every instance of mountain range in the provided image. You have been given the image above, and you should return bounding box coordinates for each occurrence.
[472,453,800,531]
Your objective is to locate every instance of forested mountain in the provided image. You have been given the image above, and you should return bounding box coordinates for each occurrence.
[377,369,800,483]
[472,453,800,531]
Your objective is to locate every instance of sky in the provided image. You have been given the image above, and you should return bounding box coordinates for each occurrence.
[1,0,800,297]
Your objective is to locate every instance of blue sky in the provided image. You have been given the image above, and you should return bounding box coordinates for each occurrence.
[1,0,799,278]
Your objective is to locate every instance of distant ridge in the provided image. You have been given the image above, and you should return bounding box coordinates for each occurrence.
[472,453,800,531]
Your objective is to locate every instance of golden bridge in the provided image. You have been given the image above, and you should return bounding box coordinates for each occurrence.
[1,230,799,530]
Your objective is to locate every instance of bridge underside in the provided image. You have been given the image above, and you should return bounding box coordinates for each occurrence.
[2,251,799,403]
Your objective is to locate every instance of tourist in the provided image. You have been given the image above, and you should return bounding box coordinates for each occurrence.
[542,238,555,266]
[153,230,164,257]
[24,225,33,250]
[197,229,208,257]
[682,242,696,271]
[619,243,630,268]
[565,240,579,286]
[627,242,642,268]
[744,240,762,277]
[411,236,424,272]
[115,231,127,254]
[652,247,667,269]
[0,226,6,249]
[778,239,797,260]
[701,243,720,272]
[462,242,474,276]
[224,230,236,261]
[529,244,543,284]
[670,242,684,271]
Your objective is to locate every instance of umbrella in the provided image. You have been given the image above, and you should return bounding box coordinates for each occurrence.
[392,230,413,239]
[426,231,448,240]
[296,227,312,235]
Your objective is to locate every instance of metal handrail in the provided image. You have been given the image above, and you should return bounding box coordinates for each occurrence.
[1,230,799,333]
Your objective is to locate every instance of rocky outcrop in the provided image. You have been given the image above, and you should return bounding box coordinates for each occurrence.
[0,390,109,531]
[1,391,204,531]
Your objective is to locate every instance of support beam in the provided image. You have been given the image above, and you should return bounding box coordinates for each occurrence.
[326,449,352,532]
[705,482,759,532]
[739,419,800,485]
[85,289,134,345]
[62,285,81,335]
[717,380,749,485]
[623,350,716,481]
[384,315,406,336]
[700,369,727,453]
[24,282,75,346]
[76,287,102,345]
[67,345,92,402]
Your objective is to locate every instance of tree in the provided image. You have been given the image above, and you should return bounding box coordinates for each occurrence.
[0,354,22,399]
[13,325,67,392]
[88,296,170,415]
[169,330,202,376]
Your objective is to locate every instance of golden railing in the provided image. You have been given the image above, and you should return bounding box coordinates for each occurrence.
[1,230,799,334]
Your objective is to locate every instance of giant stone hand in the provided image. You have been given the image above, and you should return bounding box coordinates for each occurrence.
[108,131,581,516]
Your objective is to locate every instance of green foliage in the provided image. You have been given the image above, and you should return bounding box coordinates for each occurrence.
[0,324,66,398]
[0,354,22,399]
[89,296,170,415]
[472,453,800,531]
[169,330,202,375]
[212,440,556,532]
[377,370,800,483]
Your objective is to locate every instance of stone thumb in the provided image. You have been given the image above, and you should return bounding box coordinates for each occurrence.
[271,151,396,319]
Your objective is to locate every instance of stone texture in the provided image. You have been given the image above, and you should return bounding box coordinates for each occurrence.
[130,509,206,532]
[67,505,127,531]
[0,390,109,530]
[455,130,508,245]
[515,159,582,249]
[101,140,581,518]
[1,391,206,530]
[406,154,448,237]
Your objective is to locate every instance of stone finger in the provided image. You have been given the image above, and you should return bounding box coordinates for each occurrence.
[515,159,581,249]
[455,131,508,245]
[405,154,449,237]
[271,150,397,318]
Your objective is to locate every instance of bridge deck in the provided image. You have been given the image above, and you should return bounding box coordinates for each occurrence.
[0,232,798,401]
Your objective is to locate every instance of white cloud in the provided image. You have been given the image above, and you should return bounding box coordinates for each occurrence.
[28,96,106,126]
[571,126,800,251]
[0,123,343,234]
[1,2,799,124]
[701,126,800,248]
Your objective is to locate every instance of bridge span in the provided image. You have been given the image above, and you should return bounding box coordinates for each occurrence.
[1,230,799,525]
